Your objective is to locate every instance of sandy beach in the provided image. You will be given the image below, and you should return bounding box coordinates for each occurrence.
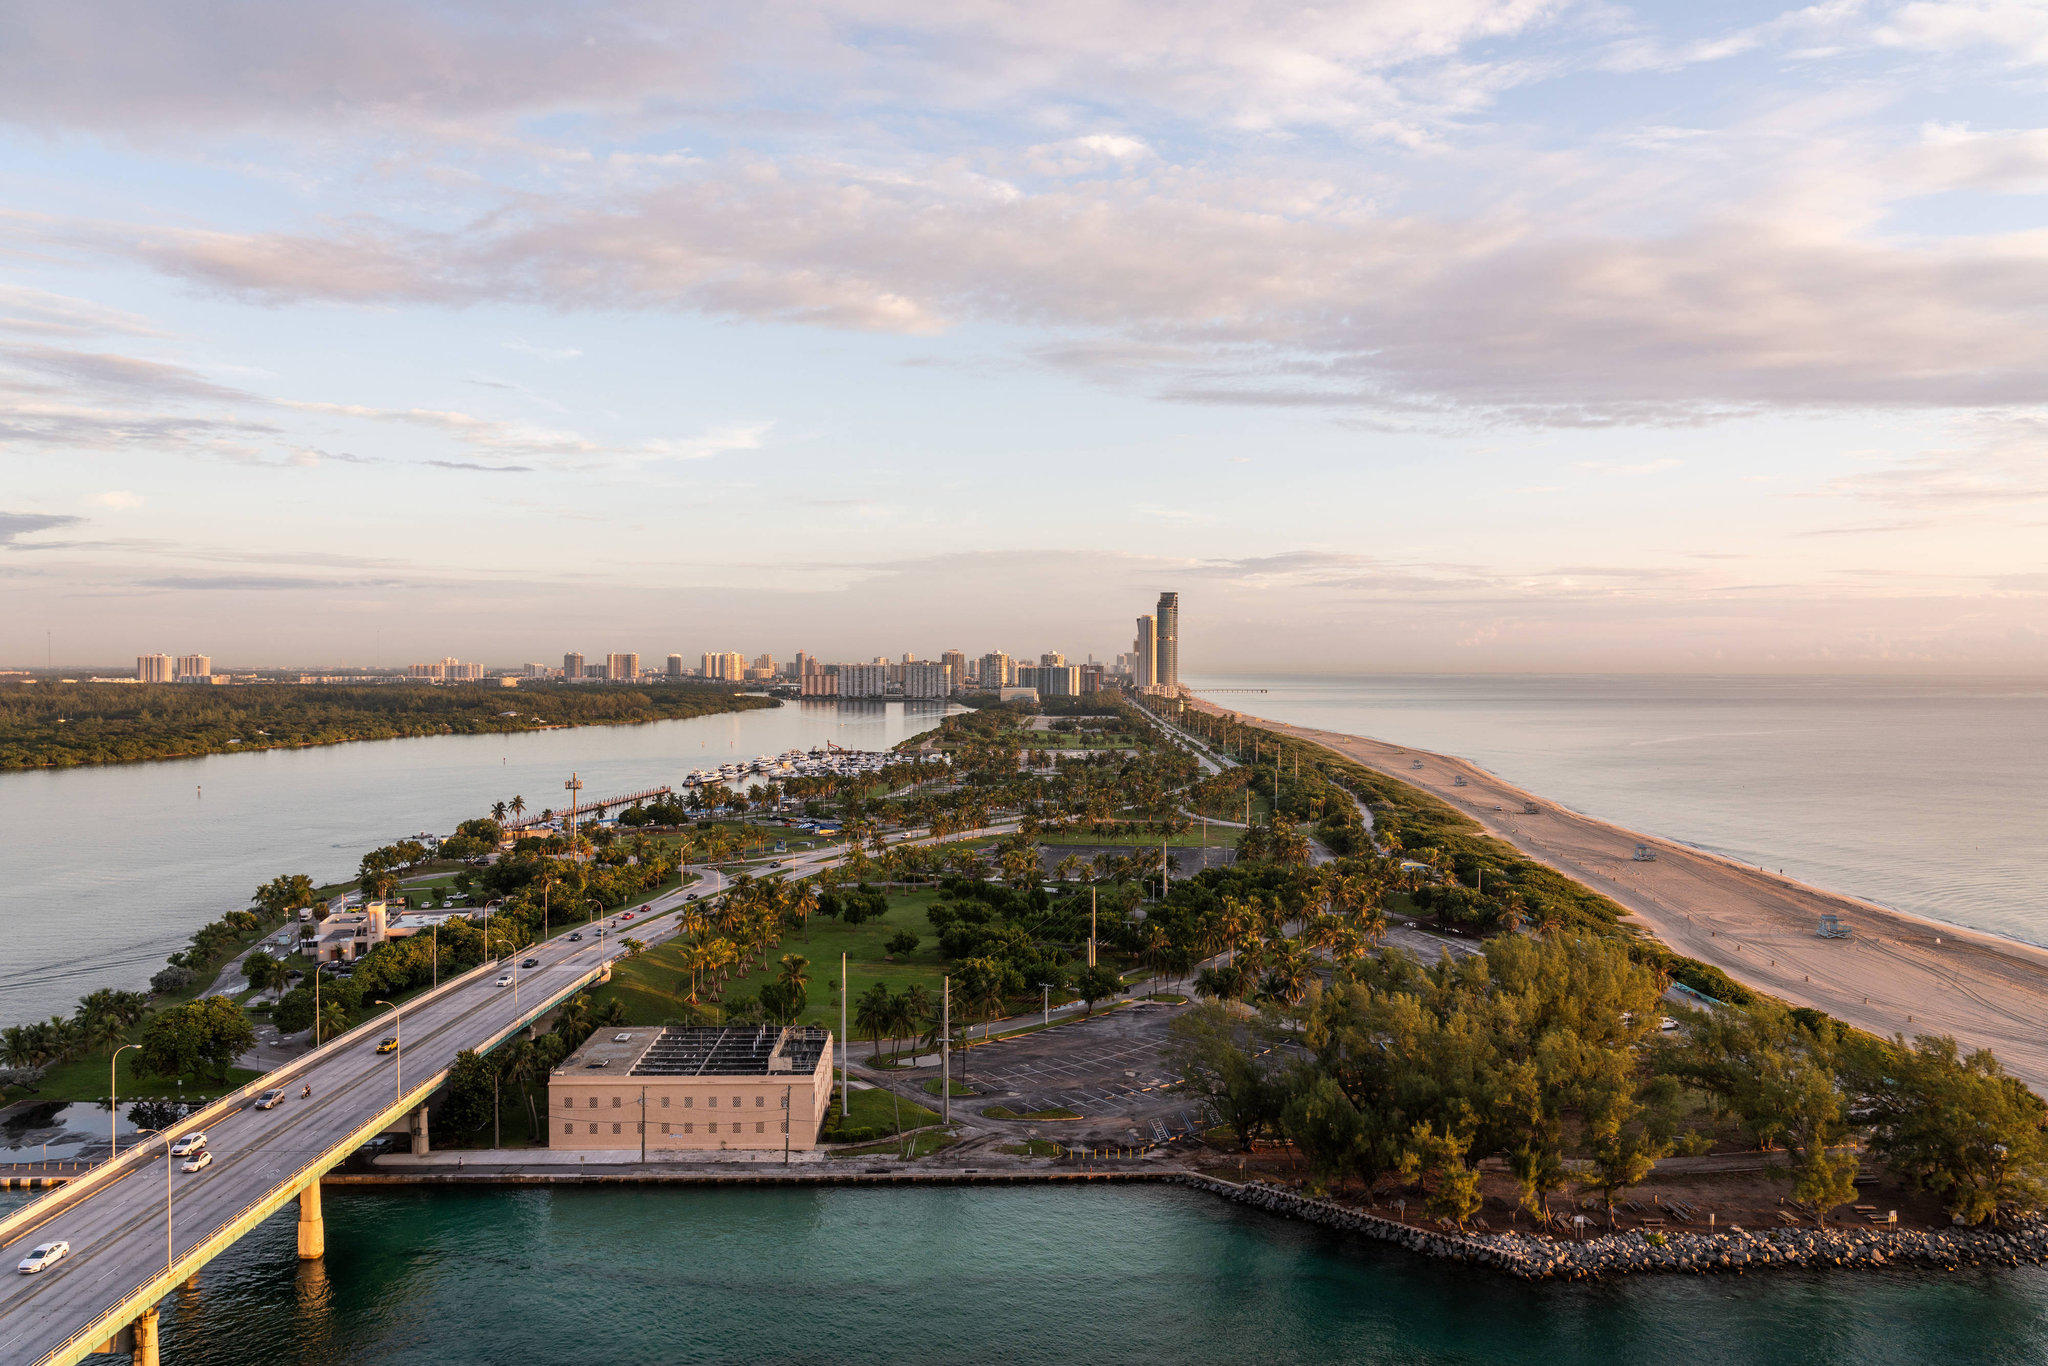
[1192,698,2048,1094]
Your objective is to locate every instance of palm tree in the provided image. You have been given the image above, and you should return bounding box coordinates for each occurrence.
[775,954,810,1025]
[899,985,934,1056]
[510,795,526,820]
[492,801,508,822]
[855,982,894,1062]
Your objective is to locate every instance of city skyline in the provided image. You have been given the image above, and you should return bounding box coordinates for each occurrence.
[5,2,2048,673]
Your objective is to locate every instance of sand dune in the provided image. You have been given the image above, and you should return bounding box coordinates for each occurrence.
[1197,700,2048,1094]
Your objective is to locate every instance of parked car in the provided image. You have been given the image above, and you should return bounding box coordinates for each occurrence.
[520,958,539,969]
[169,1133,207,1158]
[182,1150,214,1173]
[376,1038,399,1054]
[1659,1017,1679,1032]
[495,975,512,987]
[17,1242,69,1275]
[254,1088,287,1111]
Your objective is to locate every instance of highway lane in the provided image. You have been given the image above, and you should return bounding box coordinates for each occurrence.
[0,865,735,1366]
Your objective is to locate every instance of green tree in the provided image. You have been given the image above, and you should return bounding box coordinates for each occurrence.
[138,996,256,1082]
[1848,1033,2048,1226]
[1077,963,1122,1016]
[854,982,894,1061]
[1400,1122,1481,1229]
[440,1049,495,1137]
[1166,1002,1284,1150]
[1282,1070,1366,1187]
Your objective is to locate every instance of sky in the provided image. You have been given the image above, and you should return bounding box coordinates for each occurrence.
[2,0,2046,674]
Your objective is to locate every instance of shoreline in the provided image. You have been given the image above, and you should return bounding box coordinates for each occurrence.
[1191,694,2048,1093]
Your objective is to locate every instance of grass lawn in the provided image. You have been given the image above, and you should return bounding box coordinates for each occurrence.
[998,1139,1063,1157]
[982,1104,1081,1121]
[830,1130,958,1159]
[921,1078,975,1097]
[23,1049,263,1106]
[592,889,952,1030]
[1039,825,1240,849]
[823,1085,941,1139]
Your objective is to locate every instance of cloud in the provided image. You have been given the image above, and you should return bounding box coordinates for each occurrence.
[136,573,411,591]
[423,458,534,473]
[0,510,86,544]
[1828,415,2048,506]
[91,490,144,509]
[1573,458,1681,475]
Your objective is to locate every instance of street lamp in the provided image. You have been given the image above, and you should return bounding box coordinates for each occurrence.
[372,999,401,1102]
[109,1043,140,1157]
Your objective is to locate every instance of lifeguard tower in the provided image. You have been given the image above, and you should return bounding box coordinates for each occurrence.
[1817,913,1851,939]
[1453,775,1468,787]
[1522,801,1540,814]
[1633,843,1656,862]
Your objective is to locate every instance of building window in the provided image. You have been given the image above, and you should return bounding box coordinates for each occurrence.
[685,1096,694,1109]
[660,1095,670,1109]
[755,1095,765,1107]
[708,1122,718,1134]
[564,1123,573,1135]
[685,1123,694,1134]
[780,1094,789,1108]
[661,1123,671,1135]
[708,1095,717,1108]
[756,1122,765,1134]
[731,1095,741,1109]
[612,1122,621,1135]
[588,1123,597,1135]
[780,1121,788,1134]
[588,1097,597,1109]
[612,1096,622,1109]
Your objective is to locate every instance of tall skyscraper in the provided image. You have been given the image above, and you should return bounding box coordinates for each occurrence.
[1155,591,1179,692]
[941,649,967,679]
[979,651,1013,688]
[796,650,815,678]
[1039,651,1065,668]
[137,653,173,683]
[700,651,745,681]
[666,653,685,679]
[174,654,211,681]
[606,652,640,681]
[563,652,584,680]
[1133,616,1156,691]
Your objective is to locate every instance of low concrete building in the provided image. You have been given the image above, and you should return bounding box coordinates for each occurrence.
[548,1025,835,1153]
[308,902,391,963]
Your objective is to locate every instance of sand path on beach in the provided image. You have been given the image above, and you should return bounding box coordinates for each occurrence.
[1193,698,2048,1093]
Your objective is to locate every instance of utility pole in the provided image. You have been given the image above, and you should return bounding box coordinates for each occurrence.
[783,1083,792,1166]
[1040,983,1051,1026]
[1089,888,1097,968]
[640,1086,648,1164]
[941,976,952,1126]
[493,1072,501,1149]
[839,951,848,1122]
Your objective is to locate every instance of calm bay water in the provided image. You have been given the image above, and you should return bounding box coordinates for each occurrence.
[9,1184,2048,1364]
[1191,673,2048,948]
[0,700,954,1025]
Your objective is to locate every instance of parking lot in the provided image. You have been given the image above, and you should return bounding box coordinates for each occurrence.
[918,1003,1214,1141]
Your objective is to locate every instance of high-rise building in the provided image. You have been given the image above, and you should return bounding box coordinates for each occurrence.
[1079,663,1106,693]
[666,654,685,679]
[795,650,815,679]
[524,662,549,678]
[1133,616,1156,692]
[174,654,211,681]
[606,652,640,681]
[1025,665,1079,696]
[978,652,1013,689]
[801,670,839,697]
[563,652,585,680]
[839,663,887,697]
[137,653,173,683]
[941,650,967,680]
[1039,651,1065,669]
[903,660,952,699]
[1155,592,1179,692]
[700,651,745,681]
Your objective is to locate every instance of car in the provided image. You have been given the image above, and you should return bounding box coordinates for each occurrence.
[1659,1017,1679,1032]
[495,975,513,987]
[376,1037,399,1054]
[520,957,539,969]
[17,1242,69,1275]
[182,1150,214,1173]
[620,912,635,921]
[254,1088,287,1110]
[567,932,582,942]
[169,1133,207,1158]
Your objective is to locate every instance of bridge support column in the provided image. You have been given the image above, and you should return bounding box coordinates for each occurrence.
[296,1181,325,1259]
[409,1104,430,1156]
[132,1305,161,1366]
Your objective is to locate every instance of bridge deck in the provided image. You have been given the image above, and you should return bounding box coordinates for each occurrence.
[0,881,713,1366]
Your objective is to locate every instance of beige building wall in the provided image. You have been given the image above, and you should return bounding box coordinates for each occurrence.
[548,1040,835,1152]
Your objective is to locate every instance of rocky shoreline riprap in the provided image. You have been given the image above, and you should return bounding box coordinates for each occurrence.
[1181,1174,2048,1279]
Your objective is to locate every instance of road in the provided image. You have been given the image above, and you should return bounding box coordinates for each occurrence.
[0,863,741,1366]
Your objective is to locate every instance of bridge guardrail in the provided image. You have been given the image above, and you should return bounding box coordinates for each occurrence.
[0,955,500,1254]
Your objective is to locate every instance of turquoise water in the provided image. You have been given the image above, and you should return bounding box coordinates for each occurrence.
[22,1185,2048,1364]
[1191,674,2048,949]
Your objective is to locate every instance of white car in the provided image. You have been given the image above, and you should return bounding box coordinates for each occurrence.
[169,1133,207,1158]
[495,975,512,987]
[182,1150,214,1173]
[17,1242,69,1275]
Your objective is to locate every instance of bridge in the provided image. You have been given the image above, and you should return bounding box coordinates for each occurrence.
[501,783,672,831]
[0,871,724,1366]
